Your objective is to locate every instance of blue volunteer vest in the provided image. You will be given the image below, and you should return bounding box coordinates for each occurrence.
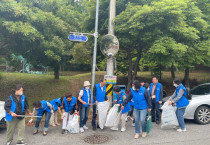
[64,96,77,112]
[5,95,25,122]
[149,82,162,102]
[36,101,51,117]
[50,98,62,112]
[131,87,148,109]
[96,83,106,102]
[175,84,189,108]
[81,88,92,107]
[115,92,131,114]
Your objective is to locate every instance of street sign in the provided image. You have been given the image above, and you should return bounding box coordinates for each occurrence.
[68,34,88,42]
[104,75,117,84]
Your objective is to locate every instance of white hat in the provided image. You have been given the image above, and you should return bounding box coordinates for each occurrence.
[84,81,91,87]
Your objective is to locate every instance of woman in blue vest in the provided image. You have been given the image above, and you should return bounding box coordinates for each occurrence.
[49,98,63,127]
[110,86,131,132]
[122,80,152,139]
[78,81,91,133]
[4,84,33,145]
[32,100,53,136]
[61,93,78,134]
[167,78,189,132]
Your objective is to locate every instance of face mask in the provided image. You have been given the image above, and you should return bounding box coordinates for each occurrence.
[132,86,136,90]
[85,87,90,90]
[147,88,150,91]
[15,91,23,96]
[173,84,178,87]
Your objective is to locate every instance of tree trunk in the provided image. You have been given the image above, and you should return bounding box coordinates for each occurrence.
[127,48,133,90]
[183,68,190,87]
[133,50,141,82]
[171,64,175,79]
[54,64,59,79]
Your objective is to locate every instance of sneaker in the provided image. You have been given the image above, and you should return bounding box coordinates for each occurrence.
[156,121,160,125]
[142,132,147,138]
[52,124,56,127]
[7,142,12,145]
[80,127,84,133]
[121,128,126,132]
[173,126,180,130]
[61,129,65,134]
[177,128,187,132]
[92,126,96,131]
[83,125,88,130]
[134,133,139,139]
[110,127,118,131]
[16,140,25,144]
[56,123,61,126]
[132,123,135,127]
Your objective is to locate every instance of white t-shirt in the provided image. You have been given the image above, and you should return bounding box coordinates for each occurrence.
[79,89,90,104]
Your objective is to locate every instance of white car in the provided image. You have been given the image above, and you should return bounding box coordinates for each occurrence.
[0,101,6,126]
[184,83,210,124]
[163,83,210,124]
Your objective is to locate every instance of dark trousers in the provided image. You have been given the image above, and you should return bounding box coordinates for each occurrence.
[127,106,134,117]
[91,104,97,127]
[151,101,160,121]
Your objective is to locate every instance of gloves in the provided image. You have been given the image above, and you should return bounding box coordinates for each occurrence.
[28,119,33,125]
[113,100,117,103]
[61,113,65,120]
[115,104,120,107]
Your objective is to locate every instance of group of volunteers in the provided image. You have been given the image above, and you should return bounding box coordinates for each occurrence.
[4,77,189,145]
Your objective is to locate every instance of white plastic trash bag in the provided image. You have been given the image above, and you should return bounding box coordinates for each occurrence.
[97,101,109,129]
[113,111,121,127]
[161,102,179,128]
[67,113,80,133]
[105,105,119,127]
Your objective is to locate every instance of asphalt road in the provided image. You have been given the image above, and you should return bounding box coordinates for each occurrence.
[0,119,210,145]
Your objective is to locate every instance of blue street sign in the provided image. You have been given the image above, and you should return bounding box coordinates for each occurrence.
[68,34,88,42]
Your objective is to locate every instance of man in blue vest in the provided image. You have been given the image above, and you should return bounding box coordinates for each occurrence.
[167,78,189,132]
[4,84,33,145]
[78,81,91,133]
[149,76,163,124]
[92,79,107,131]
[49,98,63,127]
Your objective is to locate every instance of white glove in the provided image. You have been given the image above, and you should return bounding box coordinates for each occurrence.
[51,110,54,114]
[115,104,120,107]
[28,119,33,125]
[62,113,65,120]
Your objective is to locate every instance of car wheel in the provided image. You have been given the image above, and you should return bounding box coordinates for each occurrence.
[195,106,210,125]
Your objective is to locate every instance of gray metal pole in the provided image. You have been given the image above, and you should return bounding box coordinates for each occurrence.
[91,0,99,102]
[107,0,116,76]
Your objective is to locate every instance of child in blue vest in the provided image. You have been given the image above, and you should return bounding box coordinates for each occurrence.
[122,80,152,139]
[110,86,131,132]
[61,93,78,134]
[78,81,91,133]
[149,76,163,125]
[167,78,189,132]
[4,84,33,145]
[32,100,53,136]
[49,97,63,127]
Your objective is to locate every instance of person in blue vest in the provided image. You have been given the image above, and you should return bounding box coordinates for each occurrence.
[78,81,91,133]
[122,80,152,139]
[49,97,63,127]
[61,93,78,134]
[167,78,189,132]
[92,79,107,131]
[4,84,33,145]
[32,100,53,136]
[110,86,131,132]
[149,76,163,124]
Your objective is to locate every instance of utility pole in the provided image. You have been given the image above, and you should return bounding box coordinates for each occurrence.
[107,0,116,75]
[91,0,99,102]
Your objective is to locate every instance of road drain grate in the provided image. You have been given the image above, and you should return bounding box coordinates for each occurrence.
[84,134,111,144]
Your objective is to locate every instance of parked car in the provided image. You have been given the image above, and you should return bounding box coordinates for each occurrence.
[0,101,6,126]
[162,83,210,125]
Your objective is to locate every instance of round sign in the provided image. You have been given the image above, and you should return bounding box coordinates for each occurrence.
[100,34,119,57]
